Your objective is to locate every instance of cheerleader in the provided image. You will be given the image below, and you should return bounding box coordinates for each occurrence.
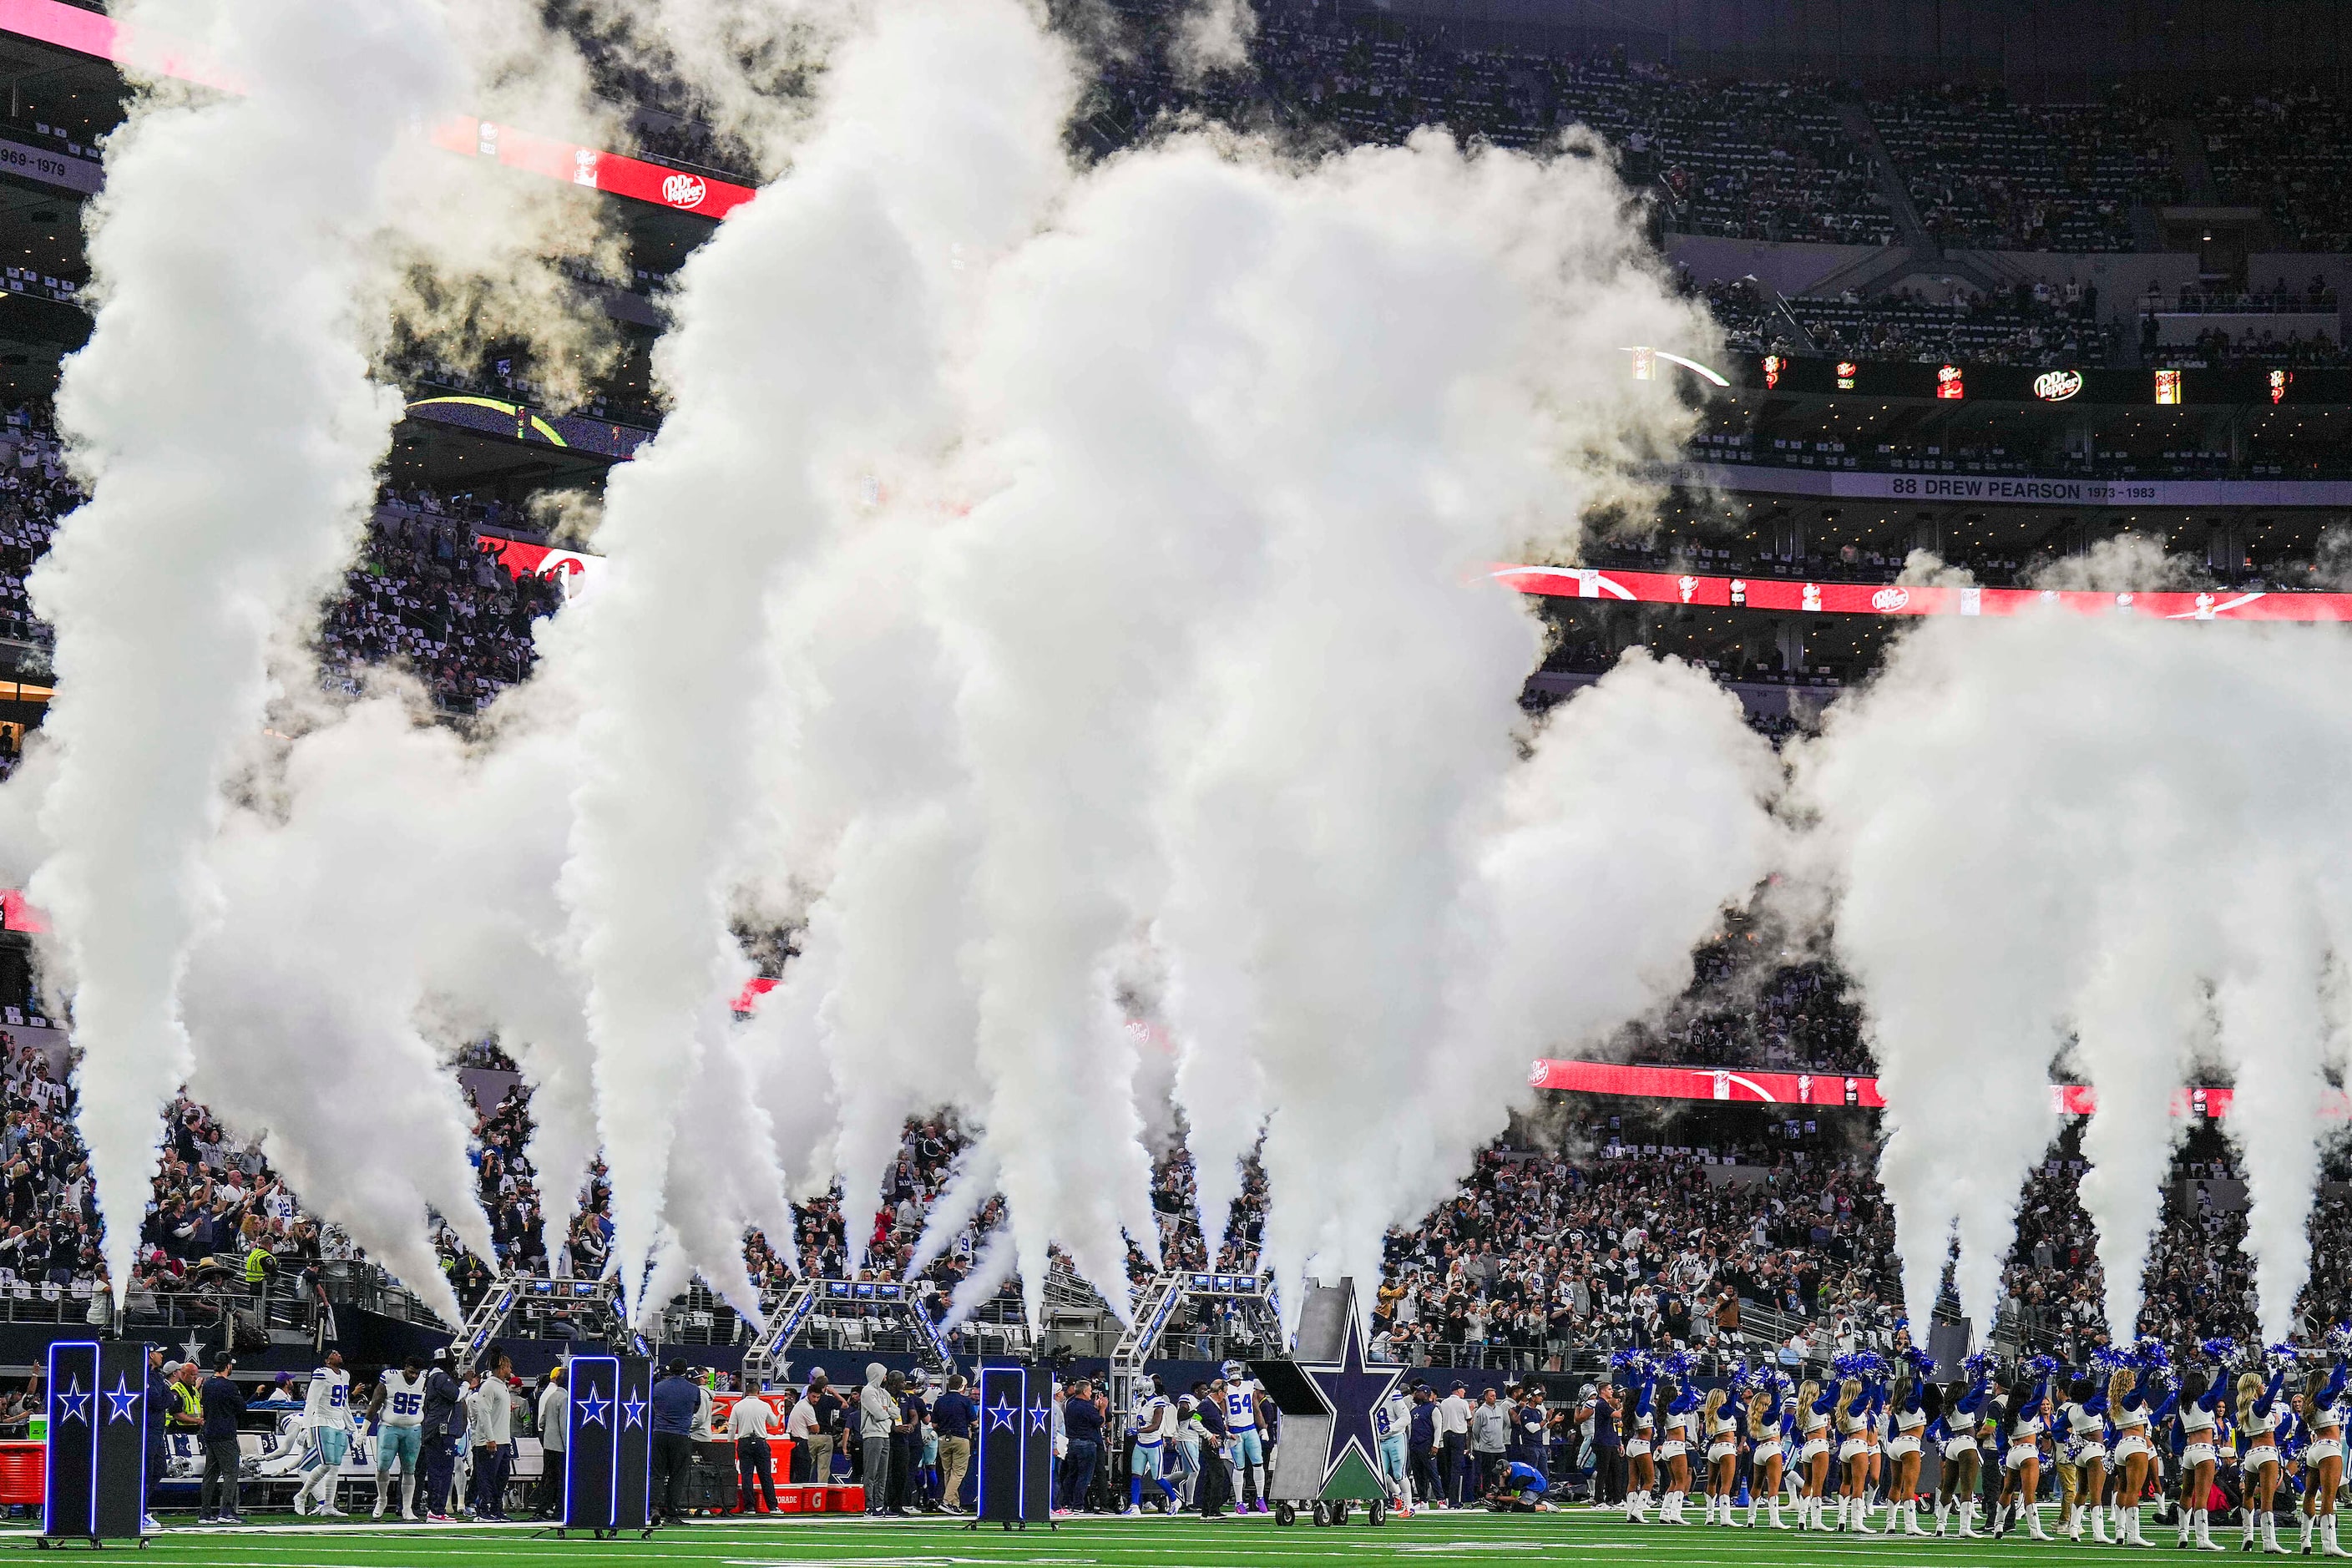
[2302,1358,2349,1557]
[1624,1370,1657,1524]
[1656,1377,1697,1525]
[2168,1360,2231,1551]
[2238,1363,2289,1554]
[1932,1364,1990,1537]
[2108,1358,2162,1548]
[1702,1388,1738,1525]
[1884,1357,1932,1536]
[1795,1376,1836,1530]
[1995,1362,2055,1540]
[1745,1378,1789,1529]
[2062,1373,2114,1543]
[1834,1374,1874,1532]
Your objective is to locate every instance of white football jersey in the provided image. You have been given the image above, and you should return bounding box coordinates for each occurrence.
[1134,1394,1172,1446]
[378,1371,426,1429]
[304,1366,352,1432]
[1224,1380,1259,1433]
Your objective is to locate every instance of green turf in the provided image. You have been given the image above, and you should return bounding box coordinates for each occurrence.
[0,1509,2171,1565]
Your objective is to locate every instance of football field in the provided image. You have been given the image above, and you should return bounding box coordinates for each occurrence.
[0,1510,2150,1565]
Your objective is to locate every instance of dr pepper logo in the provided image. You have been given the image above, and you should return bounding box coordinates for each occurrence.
[661,173,709,209]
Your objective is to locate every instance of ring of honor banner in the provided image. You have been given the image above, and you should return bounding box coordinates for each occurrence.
[563,1355,651,1533]
[44,1341,148,1541]
[974,1366,1054,1524]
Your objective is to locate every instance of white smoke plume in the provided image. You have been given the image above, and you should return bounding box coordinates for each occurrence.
[637,13,1737,1321]
[943,1226,1019,1330]
[1172,0,1258,81]
[14,0,1816,1341]
[740,503,987,1275]
[1400,653,1783,1232]
[556,0,1076,1317]
[180,697,508,1318]
[25,0,478,1300]
[1061,130,1728,1307]
[1792,572,2352,1345]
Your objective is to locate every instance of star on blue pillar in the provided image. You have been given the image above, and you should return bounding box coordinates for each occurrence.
[986,1396,1018,1432]
[622,1396,648,1429]
[1301,1310,1404,1488]
[55,1377,90,1425]
[104,1375,141,1424]
[575,1393,611,1427]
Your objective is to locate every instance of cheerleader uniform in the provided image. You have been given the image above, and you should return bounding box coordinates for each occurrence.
[1834,1383,1876,1533]
[2001,1374,2054,1541]
[2239,1368,2285,1555]
[2168,1376,2227,1552]
[1624,1378,1657,1524]
[2108,1383,2157,1547]
[1657,1386,1697,1525]
[2305,1361,2349,1558]
[1740,1386,1786,1530]
[1798,1383,1836,1531]
[1934,1374,1990,1538]
[2061,1391,2111,1543]
[1887,1383,1930,1537]
[1706,1409,1738,1526]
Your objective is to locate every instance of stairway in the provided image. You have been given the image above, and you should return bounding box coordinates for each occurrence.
[740,1279,816,1388]
[452,1275,521,1369]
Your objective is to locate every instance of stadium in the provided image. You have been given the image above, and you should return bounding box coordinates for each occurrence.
[0,0,2346,1563]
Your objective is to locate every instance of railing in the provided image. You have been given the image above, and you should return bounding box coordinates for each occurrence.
[2157,290,2341,316]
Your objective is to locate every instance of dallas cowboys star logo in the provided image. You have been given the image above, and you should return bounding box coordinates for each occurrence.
[55,1377,89,1425]
[1300,1305,1404,1490]
[986,1396,1017,1432]
[1027,1406,1050,1435]
[105,1375,141,1423]
[575,1392,610,1427]
[622,1396,647,1429]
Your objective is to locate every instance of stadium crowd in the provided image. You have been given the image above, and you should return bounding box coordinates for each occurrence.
[316,503,569,715]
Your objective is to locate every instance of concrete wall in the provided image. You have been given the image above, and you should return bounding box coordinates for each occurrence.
[2153,310,2340,346]
[1322,0,2352,93]
[1665,234,1880,296]
[1950,250,2204,321]
[1667,235,2352,327]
